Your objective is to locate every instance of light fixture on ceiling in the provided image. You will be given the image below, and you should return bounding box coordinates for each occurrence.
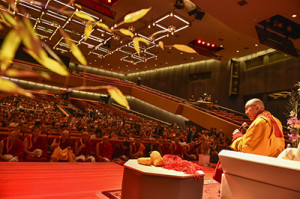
[292,14,297,18]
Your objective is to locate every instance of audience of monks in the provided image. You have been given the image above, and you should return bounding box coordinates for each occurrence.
[0,95,231,163]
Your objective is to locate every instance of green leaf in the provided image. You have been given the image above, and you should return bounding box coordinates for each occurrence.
[119,29,134,37]
[124,7,151,23]
[84,22,93,41]
[74,11,95,22]
[0,29,21,71]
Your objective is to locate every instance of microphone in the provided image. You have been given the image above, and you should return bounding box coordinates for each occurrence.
[238,122,248,133]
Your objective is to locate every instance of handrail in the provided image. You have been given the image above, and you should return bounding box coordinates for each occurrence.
[56,105,70,117]
[112,103,171,126]
[215,104,247,118]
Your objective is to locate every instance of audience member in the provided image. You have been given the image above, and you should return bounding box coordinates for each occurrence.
[23,126,49,162]
[95,136,113,162]
[50,130,75,162]
[0,131,24,162]
[74,132,95,162]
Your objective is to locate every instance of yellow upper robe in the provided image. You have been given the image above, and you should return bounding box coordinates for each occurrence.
[230,111,285,157]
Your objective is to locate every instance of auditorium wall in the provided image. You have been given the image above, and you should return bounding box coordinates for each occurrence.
[126,55,300,123]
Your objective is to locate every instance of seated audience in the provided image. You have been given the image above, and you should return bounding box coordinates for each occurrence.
[0,131,24,162]
[95,136,113,162]
[90,128,102,139]
[74,132,95,162]
[171,137,184,158]
[50,130,75,162]
[112,141,130,162]
[145,138,158,157]
[158,139,171,156]
[130,138,145,159]
[23,126,49,162]
[184,141,198,161]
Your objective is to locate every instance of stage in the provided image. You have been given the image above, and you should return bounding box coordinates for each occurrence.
[0,162,219,199]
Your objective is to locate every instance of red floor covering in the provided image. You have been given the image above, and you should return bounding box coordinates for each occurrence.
[0,162,219,199]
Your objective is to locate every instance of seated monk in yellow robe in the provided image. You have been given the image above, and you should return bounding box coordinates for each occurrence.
[230,98,285,157]
[50,130,75,162]
[213,99,285,183]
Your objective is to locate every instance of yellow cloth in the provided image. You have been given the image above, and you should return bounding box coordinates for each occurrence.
[51,146,76,162]
[230,111,285,157]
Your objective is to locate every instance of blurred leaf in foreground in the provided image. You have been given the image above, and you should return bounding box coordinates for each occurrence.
[119,29,134,37]
[0,29,21,71]
[74,11,95,22]
[69,85,130,110]
[0,78,32,97]
[60,29,87,66]
[133,37,150,56]
[124,7,151,23]
[84,21,93,41]
[173,44,197,53]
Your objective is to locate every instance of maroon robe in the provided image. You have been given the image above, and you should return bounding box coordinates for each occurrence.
[76,139,94,156]
[55,137,73,150]
[95,141,113,161]
[1,138,24,161]
[25,135,49,162]
[172,143,184,157]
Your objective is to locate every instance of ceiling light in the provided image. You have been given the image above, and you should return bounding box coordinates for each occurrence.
[236,50,239,53]
[292,14,297,18]
[255,44,258,46]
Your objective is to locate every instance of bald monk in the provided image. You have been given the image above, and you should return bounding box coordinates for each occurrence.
[213,98,285,183]
[50,130,75,162]
[95,136,113,162]
[74,132,95,162]
[24,126,49,162]
[0,131,24,162]
[231,98,285,157]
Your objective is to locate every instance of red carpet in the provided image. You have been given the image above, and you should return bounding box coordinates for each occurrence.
[102,180,220,199]
[0,162,219,199]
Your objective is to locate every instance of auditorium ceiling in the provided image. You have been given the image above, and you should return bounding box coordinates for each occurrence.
[0,0,299,74]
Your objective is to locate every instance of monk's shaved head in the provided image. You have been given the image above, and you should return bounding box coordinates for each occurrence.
[245,98,265,111]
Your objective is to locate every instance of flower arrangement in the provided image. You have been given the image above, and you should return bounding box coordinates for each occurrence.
[287,82,300,148]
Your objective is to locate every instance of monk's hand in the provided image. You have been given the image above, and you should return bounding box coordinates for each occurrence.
[80,144,86,149]
[232,129,243,141]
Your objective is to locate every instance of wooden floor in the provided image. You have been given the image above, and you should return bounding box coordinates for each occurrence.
[0,162,217,199]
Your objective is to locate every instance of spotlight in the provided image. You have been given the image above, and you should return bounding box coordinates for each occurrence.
[174,0,184,9]
[183,0,197,15]
[183,0,205,20]
[195,10,205,20]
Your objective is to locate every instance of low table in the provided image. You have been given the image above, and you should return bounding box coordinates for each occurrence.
[122,159,204,199]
